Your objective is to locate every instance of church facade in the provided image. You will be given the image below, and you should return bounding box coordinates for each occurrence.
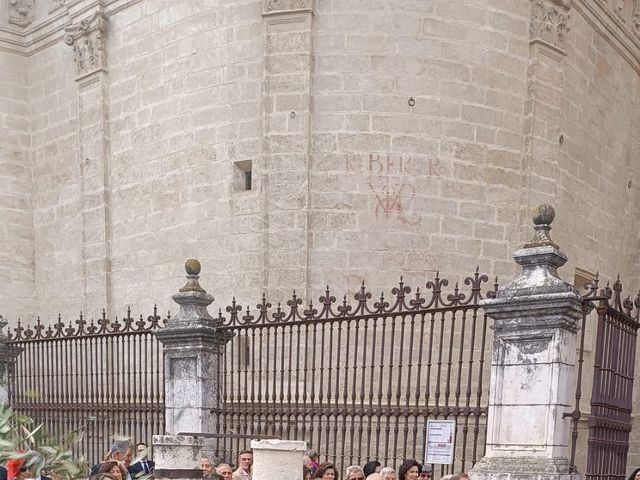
[0,0,639,325]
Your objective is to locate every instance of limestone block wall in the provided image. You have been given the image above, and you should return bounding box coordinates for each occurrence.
[0,0,638,327]
[1,0,640,473]
[558,5,640,288]
[308,0,530,300]
[28,41,82,319]
[106,0,265,315]
[0,50,34,322]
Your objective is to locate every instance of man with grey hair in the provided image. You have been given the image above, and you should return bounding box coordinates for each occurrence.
[379,467,396,480]
[90,439,134,479]
[345,466,365,480]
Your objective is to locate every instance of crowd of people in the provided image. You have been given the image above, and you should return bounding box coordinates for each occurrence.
[0,438,470,480]
[202,449,471,480]
[0,440,154,480]
[88,441,155,480]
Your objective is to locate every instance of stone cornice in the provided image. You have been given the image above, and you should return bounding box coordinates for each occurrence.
[0,0,639,77]
[572,0,640,74]
[0,0,141,56]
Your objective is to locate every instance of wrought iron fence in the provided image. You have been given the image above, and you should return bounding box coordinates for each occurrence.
[566,275,640,480]
[213,269,498,476]
[6,306,168,466]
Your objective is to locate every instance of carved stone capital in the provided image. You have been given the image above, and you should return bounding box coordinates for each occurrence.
[530,0,571,48]
[9,0,35,27]
[263,0,313,15]
[64,12,108,78]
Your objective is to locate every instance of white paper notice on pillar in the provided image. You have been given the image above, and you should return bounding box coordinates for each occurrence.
[424,420,456,465]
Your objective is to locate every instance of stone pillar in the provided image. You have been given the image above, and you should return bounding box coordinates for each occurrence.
[0,316,10,405]
[261,0,314,300]
[64,8,113,318]
[251,439,306,480]
[470,205,583,480]
[153,259,232,478]
[519,0,570,241]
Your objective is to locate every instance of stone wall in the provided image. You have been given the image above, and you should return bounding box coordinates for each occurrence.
[0,0,638,325]
[106,0,265,315]
[0,49,34,322]
[1,0,640,472]
[559,3,640,287]
[28,40,82,318]
[308,0,530,301]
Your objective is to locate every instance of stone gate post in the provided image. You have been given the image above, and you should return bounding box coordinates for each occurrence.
[153,259,231,480]
[470,205,583,480]
[0,316,10,405]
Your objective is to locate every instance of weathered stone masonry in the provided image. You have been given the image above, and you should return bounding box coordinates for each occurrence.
[0,0,639,461]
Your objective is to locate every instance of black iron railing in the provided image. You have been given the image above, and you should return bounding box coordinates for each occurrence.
[7,306,168,465]
[567,275,640,480]
[213,270,498,475]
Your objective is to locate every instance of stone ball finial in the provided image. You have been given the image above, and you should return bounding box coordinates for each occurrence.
[533,204,555,226]
[185,258,201,276]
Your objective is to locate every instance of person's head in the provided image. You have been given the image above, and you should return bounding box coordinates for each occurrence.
[629,469,640,480]
[418,465,432,480]
[398,460,420,480]
[237,450,253,473]
[379,467,396,480]
[309,451,319,463]
[201,458,213,475]
[345,466,365,480]
[363,462,381,476]
[314,462,339,480]
[367,475,384,480]
[98,461,127,480]
[136,443,148,459]
[109,440,133,466]
[456,474,469,480]
[216,463,232,480]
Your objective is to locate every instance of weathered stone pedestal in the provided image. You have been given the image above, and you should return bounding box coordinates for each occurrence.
[470,206,583,480]
[251,440,307,480]
[153,259,231,479]
[153,435,204,480]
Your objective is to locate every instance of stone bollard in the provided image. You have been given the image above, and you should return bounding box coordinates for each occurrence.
[470,205,583,480]
[153,259,232,479]
[251,440,307,480]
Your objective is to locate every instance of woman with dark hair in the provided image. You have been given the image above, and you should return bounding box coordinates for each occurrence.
[363,462,381,477]
[314,462,339,480]
[398,460,420,480]
[96,461,128,480]
[627,468,640,480]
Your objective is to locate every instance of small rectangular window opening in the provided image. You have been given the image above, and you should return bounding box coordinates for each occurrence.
[233,160,253,192]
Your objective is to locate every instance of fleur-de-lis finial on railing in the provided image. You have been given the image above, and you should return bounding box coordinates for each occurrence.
[216,269,496,327]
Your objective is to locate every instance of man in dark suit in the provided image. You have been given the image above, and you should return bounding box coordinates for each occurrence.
[128,442,155,477]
